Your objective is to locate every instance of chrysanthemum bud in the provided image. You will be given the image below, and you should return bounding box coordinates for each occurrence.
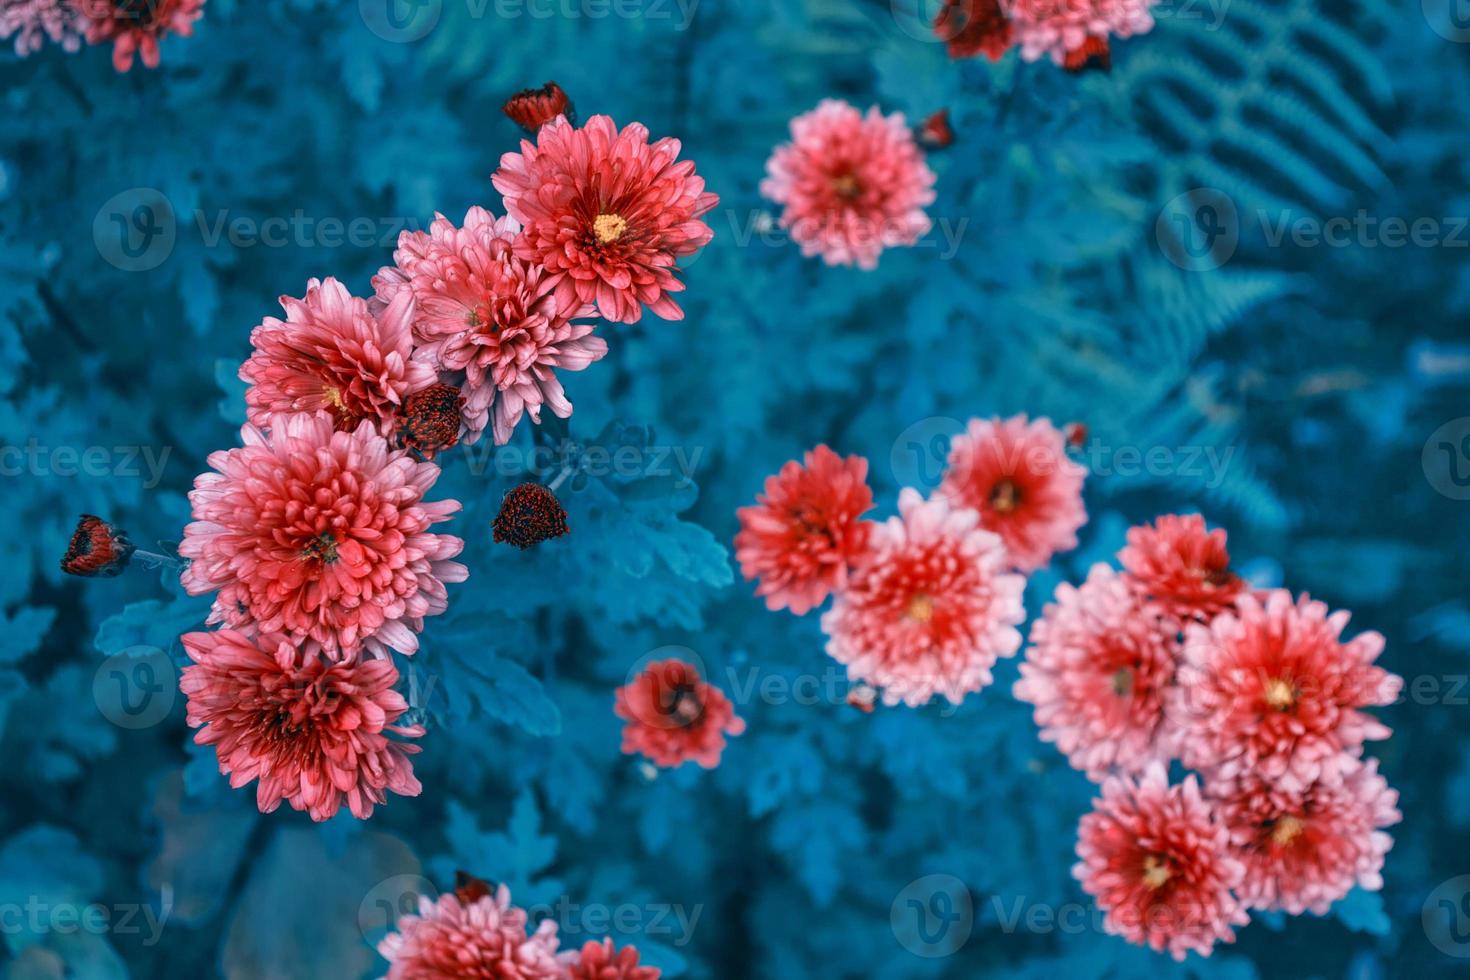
[492,483,569,549]
[502,81,573,133]
[61,515,135,577]
[397,383,465,460]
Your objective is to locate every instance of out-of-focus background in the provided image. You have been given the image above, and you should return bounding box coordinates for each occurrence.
[2,0,1469,976]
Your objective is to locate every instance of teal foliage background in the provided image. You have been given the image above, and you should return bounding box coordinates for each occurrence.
[2,0,1468,976]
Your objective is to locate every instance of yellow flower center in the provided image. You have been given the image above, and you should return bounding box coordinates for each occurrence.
[1263,677,1297,710]
[830,173,862,200]
[989,478,1021,514]
[1111,668,1133,697]
[1270,815,1305,847]
[594,213,628,243]
[905,593,935,624]
[1142,855,1172,890]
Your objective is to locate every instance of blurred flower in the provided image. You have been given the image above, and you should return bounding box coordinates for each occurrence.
[502,81,573,133]
[934,0,1013,61]
[760,99,936,270]
[1208,758,1400,915]
[563,938,660,980]
[179,412,467,659]
[1007,0,1155,66]
[938,415,1087,573]
[60,514,134,577]
[377,880,563,980]
[240,277,435,439]
[1172,590,1401,792]
[374,207,606,446]
[821,488,1026,707]
[1016,564,1180,780]
[492,115,718,324]
[80,0,205,72]
[735,445,875,615]
[614,659,745,769]
[1119,513,1244,622]
[1073,765,1248,960]
[493,482,570,550]
[0,0,82,56]
[180,629,422,821]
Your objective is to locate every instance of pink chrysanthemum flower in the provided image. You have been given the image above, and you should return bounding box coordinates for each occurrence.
[1015,564,1180,780]
[821,488,1026,707]
[1208,759,1400,916]
[760,99,937,270]
[492,115,718,324]
[1007,0,1156,66]
[1073,765,1248,961]
[179,412,467,659]
[614,659,745,769]
[378,879,563,980]
[373,208,607,446]
[240,277,436,439]
[1172,590,1401,792]
[734,445,875,615]
[180,629,422,821]
[1119,513,1244,622]
[563,938,660,980]
[937,415,1087,573]
[0,0,82,55]
[79,0,205,72]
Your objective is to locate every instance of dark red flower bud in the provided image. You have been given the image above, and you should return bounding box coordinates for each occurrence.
[503,82,573,134]
[935,0,1013,62]
[453,871,492,904]
[61,515,135,577]
[917,109,954,149]
[493,483,569,550]
[1063,421,1089,449]
[1063,36,1111,74]
[397,384,465,460]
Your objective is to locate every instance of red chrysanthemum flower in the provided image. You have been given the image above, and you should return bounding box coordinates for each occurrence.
[180,629,422,821]
[241,277,436,439]
[1073,765,1248,961]
[502,81,573,133]
[377,881,563,980]
[1171,590,1401,792]
[397,383,466,460]
[492,115,719,324]
[179,412,467,659]
[1015,564,1181,780]
[1007,0,1156,65]
[937,415,1087,573]
[374,208,607,446]
[79,0,205,72]
[734,445,875,615]
[614,659,745,769]
[934,0,1013,61]
[1118,513,1244,623]
[563,938,660,980]
[760,99,937,270]
[493,483,570,550]
[821,488,1026,707]
[60,514,135,577]
[1207,758,1400,916]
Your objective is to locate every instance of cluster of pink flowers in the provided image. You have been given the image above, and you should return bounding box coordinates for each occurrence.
[737,416,1086,708]
[934,0,1157,71]
[1,0,204,70]
[172,95,717,821]
[1016,513,1402,958]
[761,99,937,269]
[377,875,660,979]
